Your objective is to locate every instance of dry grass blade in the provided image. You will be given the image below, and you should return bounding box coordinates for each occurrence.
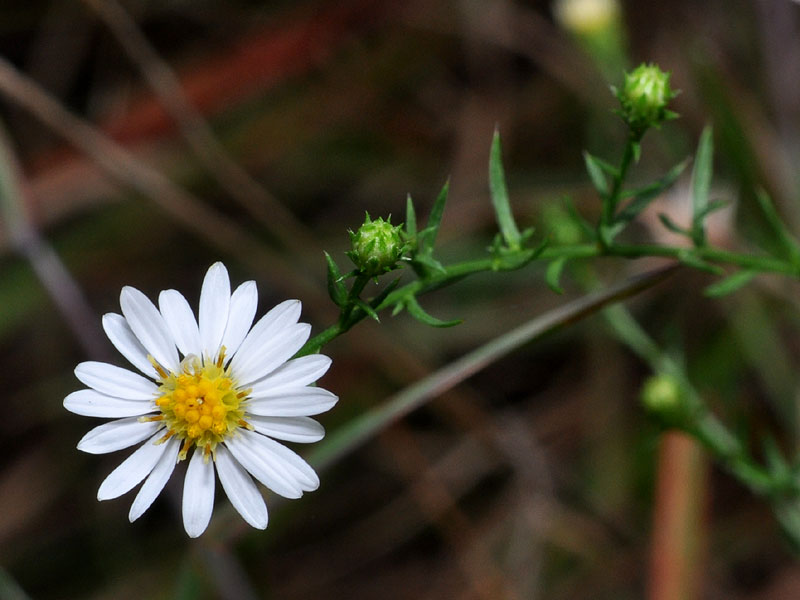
[311,264,679,471]
[0,55,331,317]
[0,121,108,358]
[81,0,318,255]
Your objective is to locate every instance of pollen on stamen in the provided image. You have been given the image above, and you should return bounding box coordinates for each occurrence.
[154,353,248,462]
[148,355,168,379]
[215,347,227,369]
[155,429,176,445]
[139,415,164,423]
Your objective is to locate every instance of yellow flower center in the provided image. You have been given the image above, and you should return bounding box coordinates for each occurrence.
[147,350,250,460]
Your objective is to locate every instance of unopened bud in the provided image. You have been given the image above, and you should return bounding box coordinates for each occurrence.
[615,63,678,135]
[348,214,405,277]
[641,374,685,425]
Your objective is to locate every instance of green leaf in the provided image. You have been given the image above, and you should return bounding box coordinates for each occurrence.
[404,294,461,327]
[658,213,691,237]
[411,253,447,277]
[324,251,348,308]
[354,298,380,322]
[754,188,800,264]
[617,159,689,204]
[696,198,729,220]
[564,196,596,241]
[489,129,522,249]
[414,180,449,263]
[583,151,610,197]
[677,249,724,275]
[763,436,790,479]
[703,270,756,297]
[611,157,690,236]
[631,141,642,163]
[691,125,713,246]
[545,256,568,294]
[405,193,417,240]
[370,277,401,311]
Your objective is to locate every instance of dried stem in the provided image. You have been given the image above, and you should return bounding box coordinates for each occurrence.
[81,0,317,255]
[0,55,331,318]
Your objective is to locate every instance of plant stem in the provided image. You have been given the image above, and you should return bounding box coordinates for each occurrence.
[298,238,799,356]
[600,134,639,246]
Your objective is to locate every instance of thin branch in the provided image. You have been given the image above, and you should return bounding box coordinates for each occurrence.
[0,120,108,358]
[81,0,318,255]
[0,55,332,319]
[309,264,679,471]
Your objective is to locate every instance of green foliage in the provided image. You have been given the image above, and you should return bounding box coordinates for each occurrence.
[690,125,714,246]
[305,61,800,553]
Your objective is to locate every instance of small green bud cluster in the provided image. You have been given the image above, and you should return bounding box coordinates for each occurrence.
[640,373,687,426]
[614,63,678,136]
[348,214,405,277]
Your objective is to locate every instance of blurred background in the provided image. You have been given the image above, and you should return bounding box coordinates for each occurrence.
[2,0,800,598]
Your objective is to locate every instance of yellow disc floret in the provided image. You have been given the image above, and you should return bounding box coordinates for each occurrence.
[149,350,251,460]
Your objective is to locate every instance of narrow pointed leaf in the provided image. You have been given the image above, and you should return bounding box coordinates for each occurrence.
[354,299,380,322]
[564,197,596,240]
[371,278,401,311]
[696,198,729,220]
[405,295,461,327]
[703,270,756,297]
[545,257,568,294]
[615,158,690,228]
[583,151,610,197]
[763,436,790,478]
[405,194,417,240]
[691,126,713,246]
[418,180,449,255]
[489,130,522,249]
[411,253,447,277]
[658,213,692,237]
[677,250,724,275]
[754,188,800,263]
[324,252,348,308]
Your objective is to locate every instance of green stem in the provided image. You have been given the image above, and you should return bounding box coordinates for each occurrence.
[298,239,800,356]
[600,134,639,246]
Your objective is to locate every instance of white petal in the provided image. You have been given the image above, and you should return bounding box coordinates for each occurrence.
[242,431,319,491]
[225,432,302,499]
[216,445,268,529]
[220,281,257,362]
[102,313,158,378]
[159,289,201,358]
[199,262,231,362]
[120,286,179,373]
[74,361,158,400]
[129,436,180,522]
[182,448,216,538]
[249,416,325,443]
[247,387,338,417]
[232,323,311,387]
[77,418,162,454]
[229,300,300,372]
[64,389,155,418]
[248,355,332,396]
[97,432,168,500]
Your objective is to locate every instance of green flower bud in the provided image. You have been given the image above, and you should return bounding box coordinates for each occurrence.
[614,63,678,136]
[348,214,405,277]
[641,373,686,426]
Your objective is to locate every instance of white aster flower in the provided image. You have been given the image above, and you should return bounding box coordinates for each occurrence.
[64,262,337,537]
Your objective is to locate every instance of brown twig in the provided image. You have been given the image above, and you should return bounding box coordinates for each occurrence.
[648,431,708,600]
